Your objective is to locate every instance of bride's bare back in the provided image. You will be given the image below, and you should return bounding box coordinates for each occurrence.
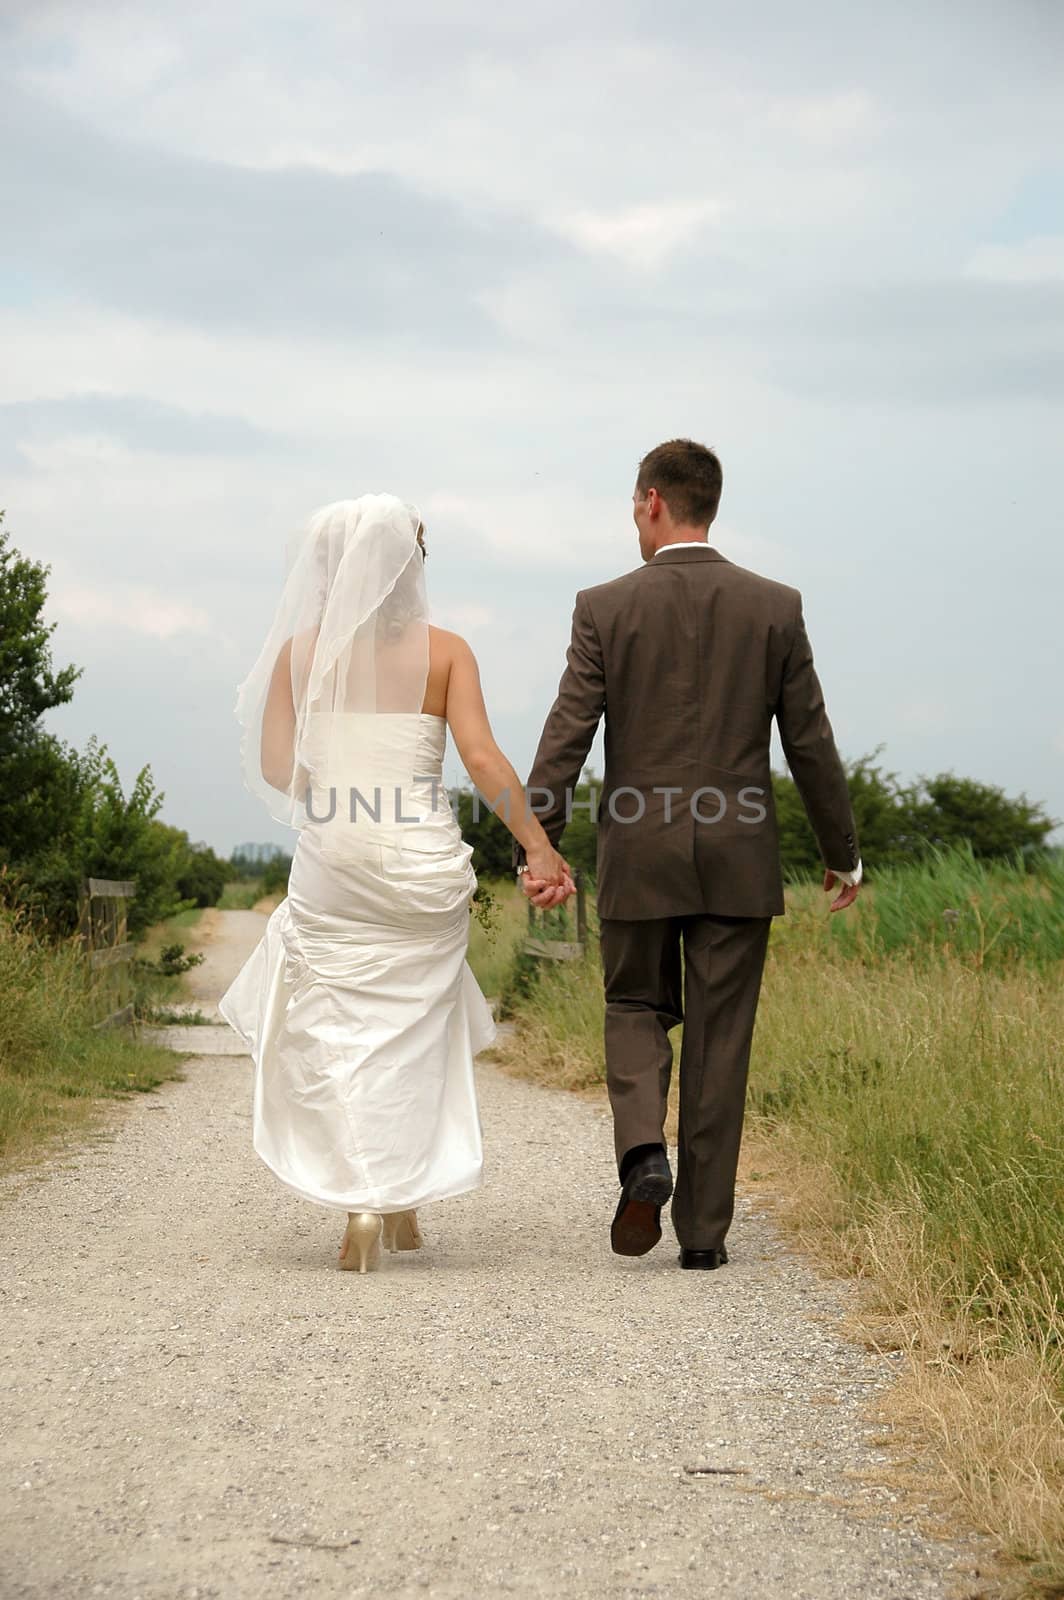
[423,625,516,781]
[261,621,566,883]
[421,625,454,719]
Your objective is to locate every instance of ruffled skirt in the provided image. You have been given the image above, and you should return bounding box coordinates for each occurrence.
[217,825,497,1213]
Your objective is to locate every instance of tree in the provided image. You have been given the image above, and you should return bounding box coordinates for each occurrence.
[773,751,923,879]
[0,729,92,867]
[15,740,188,936]
[452,786,514,878]
[0,515,86,867]
[453,769,601,882]
[906,774,1055,860]
[0,514,81,750]
[772,751,1056,878]
[0,516,261,935]
[261,854,292,895]
[176,841,233,907]
[558,770,599,880]
[771,771,822,880]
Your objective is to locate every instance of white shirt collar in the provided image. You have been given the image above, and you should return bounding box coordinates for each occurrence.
[653,540,711,556]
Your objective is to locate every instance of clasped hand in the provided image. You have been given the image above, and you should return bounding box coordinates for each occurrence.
[520,843,576,909]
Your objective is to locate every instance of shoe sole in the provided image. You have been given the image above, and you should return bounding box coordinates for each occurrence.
[678,1248,728,1270]
[610,1168,674,1257]
[630,1169,673,1206]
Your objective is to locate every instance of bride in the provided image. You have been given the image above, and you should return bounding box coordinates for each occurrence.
[218,494,572,1272]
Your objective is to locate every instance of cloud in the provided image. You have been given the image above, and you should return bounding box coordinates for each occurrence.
[761,277,1064,403]
[2,7,958,247]
[50,579,213,640]
[896,698,953,736]
[421,489,629,570]
[755,87,883,142]
[0,86,555,345]
[3,427,299,587]
[0,392,289,468]
[965,236,1064,284]
[551,201,723,271]
[0,302,577,448]
[431,601,494,634]
[2,2,1063,848]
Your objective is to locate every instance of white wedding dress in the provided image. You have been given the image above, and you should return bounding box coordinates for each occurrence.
[217,712,497,1214]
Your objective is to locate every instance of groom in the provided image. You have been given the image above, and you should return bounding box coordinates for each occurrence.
[516,439,861,1268]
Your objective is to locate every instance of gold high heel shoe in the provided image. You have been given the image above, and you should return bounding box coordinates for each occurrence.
[381,1209,423,1253]
[338,1212,383,1273]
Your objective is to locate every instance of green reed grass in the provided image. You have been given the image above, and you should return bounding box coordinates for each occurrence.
[797,845,1064,971]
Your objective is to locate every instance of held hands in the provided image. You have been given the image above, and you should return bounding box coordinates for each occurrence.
[520,843,577,909]
[823,869,861,914]
[523,857,856,912]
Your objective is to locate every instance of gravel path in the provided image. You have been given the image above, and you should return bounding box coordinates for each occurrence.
[1,910,988,1600]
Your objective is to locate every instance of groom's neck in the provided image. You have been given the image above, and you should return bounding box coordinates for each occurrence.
[652,523,711,554]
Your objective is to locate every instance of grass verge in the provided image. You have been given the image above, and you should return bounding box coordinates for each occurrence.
[0,903,182,1171]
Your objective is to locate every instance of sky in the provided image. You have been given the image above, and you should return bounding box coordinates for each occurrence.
[3,1,1062,856]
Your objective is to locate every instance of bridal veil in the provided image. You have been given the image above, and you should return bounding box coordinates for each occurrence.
[233,493,429,833]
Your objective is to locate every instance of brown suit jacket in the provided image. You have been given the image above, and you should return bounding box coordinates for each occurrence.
[521,546,859,921]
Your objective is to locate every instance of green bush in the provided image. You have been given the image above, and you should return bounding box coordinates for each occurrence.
[774,753,1056,880]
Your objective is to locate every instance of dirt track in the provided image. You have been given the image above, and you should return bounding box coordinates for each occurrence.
[0,909,986,1599]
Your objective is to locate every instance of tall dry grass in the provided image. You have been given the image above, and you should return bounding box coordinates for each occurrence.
[746,949,1063,1593]
[472,853,1064,1593]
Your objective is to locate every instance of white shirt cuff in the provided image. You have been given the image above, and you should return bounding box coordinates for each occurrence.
[830,859,862,887]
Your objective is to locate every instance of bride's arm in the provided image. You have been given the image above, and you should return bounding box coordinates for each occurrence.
[444,635,570,888]
[261,625,321,793]
[260,639,295,791]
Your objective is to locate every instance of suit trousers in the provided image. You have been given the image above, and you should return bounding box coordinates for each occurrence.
[599,912,772,1250]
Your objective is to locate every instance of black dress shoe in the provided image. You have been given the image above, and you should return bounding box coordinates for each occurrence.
[610,1148,673,1257]
[678,1246,728,1270]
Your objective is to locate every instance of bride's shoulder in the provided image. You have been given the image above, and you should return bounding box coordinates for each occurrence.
[428,627,480,697]
[428,624,474,661]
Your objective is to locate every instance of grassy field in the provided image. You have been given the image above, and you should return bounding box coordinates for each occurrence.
[0,902,182,1168]
[470,854,1064,1595]
[218,877,268,910]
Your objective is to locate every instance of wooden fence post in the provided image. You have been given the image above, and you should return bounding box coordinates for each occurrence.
[79,877,137,1029]
[523,868,589,965]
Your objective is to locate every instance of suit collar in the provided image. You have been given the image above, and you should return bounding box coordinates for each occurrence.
[649,545,729,565]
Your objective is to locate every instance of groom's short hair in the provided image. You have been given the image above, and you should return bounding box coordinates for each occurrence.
[637,439,723,526]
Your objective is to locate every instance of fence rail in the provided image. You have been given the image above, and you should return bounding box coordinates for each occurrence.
[524,869,589,963]
[77,877,137,1029]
